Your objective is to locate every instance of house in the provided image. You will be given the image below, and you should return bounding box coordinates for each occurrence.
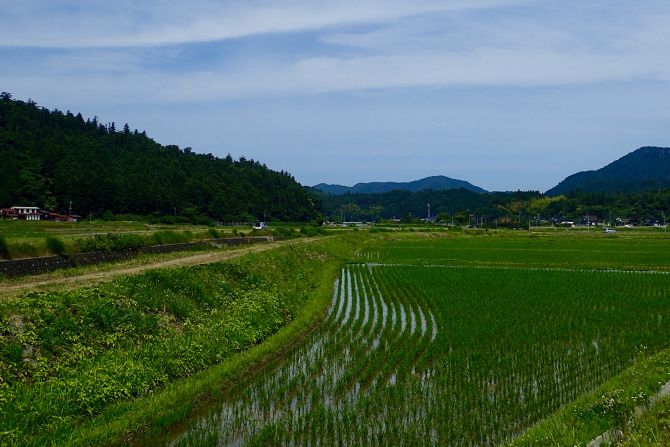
[8,206,42,221]
[581,214,601,226]
[342,221,367,228]
[0,208,17,219]
[46,212,77,222]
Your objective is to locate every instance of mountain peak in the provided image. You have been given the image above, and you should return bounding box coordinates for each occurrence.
[546,146,670,195]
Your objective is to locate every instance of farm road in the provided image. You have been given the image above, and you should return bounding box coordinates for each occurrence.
[0,237,324,299]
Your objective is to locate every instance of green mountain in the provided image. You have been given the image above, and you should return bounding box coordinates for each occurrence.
[316,187,543,222]
[313,175,486,195]
[0,93,317,221]
[546,147,670,195]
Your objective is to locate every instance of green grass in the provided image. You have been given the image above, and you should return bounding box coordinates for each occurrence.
[0,235,359,446]
[618,394,670,446]
[0,220,235,259]
[0,220,328,259]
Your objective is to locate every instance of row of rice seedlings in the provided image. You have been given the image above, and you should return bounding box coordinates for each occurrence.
[171,264,439,446]
[364,264,670,445]
[368,236,670,271]
[171,250,670,446]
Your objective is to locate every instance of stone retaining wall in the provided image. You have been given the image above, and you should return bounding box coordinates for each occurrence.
[0,236,275,278]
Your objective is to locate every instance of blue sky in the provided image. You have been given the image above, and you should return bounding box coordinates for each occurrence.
[2,0,669,191]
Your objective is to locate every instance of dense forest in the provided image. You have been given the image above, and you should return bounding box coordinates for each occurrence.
[317,187,670,226]
[0,93,318,222]
[546,146,670,195]
[313,175,486,195]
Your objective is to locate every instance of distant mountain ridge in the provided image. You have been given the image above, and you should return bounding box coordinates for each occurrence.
[546,146,670,195]
[313,175,487,195]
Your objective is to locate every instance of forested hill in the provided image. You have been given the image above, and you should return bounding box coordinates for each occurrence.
[0,93,317,221]
[546,146,670,196]
[314,175,486,195]
[316,187,506,221]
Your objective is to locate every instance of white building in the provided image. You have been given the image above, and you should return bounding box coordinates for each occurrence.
[11,206,41,221]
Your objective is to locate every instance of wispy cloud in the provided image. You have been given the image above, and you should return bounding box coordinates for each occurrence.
[0,0,526,48]
[6,49,667,108]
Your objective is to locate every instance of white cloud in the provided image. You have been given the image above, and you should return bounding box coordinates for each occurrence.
[0,0,527,48]
[2,0,669,105]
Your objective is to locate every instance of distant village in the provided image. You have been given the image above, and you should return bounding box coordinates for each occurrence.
[0,206,80,222]
[1,204,665,230]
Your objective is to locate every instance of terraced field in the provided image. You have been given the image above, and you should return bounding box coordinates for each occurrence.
[173,233,670,446]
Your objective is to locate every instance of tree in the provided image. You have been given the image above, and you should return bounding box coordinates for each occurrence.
[339,203,363,221]
[0,93,319,222]
[367,205,384,221]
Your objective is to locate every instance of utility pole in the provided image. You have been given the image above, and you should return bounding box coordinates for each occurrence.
[663,211,666,232]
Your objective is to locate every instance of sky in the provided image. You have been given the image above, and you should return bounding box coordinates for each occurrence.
[1,0,669,192]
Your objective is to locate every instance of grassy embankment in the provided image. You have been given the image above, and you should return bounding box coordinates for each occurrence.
[618,394,670,445]
[510,348,670,446]
[0,233,357,446]
[0,220,327,260]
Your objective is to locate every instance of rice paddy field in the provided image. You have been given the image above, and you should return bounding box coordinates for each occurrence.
[169,231,670,446]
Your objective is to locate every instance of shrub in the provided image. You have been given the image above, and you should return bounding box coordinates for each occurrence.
[272,227,298,238]
[45,236,67,256]
[151,231,191,246]
[1,342,23,364]
[0,235,10,259]
[192,215,213,226]
[299,226,324,237]
[77,233,145,252]
[8,242,42,258]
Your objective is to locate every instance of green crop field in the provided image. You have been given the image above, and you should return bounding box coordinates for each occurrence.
[3,230,670,446]
[170,231,670,446]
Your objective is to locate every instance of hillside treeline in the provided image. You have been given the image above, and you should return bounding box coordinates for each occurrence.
[0,93,317,222]
[318,188,670,225]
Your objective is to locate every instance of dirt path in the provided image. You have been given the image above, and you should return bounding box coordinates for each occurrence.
[1,238,320,299]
